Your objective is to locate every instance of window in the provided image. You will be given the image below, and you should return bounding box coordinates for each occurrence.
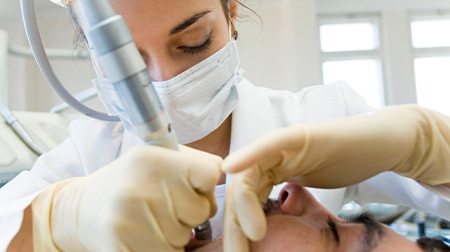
[411,19,450,48]
[323,59,384,108]
[411,15,450,115]
[414,57,450,115]
[319,16,385,108]
[320,23,378,52]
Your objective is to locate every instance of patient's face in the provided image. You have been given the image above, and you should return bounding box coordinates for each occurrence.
[193,183,423,252]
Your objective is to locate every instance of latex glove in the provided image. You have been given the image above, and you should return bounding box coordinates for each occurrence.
[222,104,450,252]
[32,145,221,252]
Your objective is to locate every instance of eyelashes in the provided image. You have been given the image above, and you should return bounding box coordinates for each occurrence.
[137,34,215,65]
[178,34,213,55]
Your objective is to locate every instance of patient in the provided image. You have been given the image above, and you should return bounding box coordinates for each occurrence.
[189,183,450,252]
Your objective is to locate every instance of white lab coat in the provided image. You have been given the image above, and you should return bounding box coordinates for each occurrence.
[1,79,449,251]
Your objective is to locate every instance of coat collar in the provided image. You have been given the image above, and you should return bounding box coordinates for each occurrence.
[229,79,279,152]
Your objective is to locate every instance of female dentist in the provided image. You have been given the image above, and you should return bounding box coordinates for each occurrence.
[1,0,449,251]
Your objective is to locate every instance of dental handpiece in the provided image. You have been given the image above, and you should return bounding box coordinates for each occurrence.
[77,0,211,240]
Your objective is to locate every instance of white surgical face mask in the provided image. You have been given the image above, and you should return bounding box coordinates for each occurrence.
[94,39,241,144]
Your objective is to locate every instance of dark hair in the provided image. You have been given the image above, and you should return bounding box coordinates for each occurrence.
[221,0,233,20]
[416,237,450,252]
[68,7,86,49]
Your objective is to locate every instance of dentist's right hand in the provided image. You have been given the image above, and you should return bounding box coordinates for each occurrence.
[31,145,222,252]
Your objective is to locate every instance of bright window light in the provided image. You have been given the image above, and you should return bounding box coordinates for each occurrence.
[411,19,450,48]
[414,57,450,115]
[320,22,378,52]
[323,59,384,108]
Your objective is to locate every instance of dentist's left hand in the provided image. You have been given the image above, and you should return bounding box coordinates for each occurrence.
[222,105,450,252]
[32,145,222,252]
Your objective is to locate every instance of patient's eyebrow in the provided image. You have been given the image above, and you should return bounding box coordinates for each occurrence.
[347,212,386,251]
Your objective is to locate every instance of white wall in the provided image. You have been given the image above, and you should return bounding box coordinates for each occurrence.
[0,0,94,112]
[0,0,321,112]
[238,0,322,91]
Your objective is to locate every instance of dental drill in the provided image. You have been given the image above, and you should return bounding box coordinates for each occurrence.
[73,0,177,148]
[20,0,211,241]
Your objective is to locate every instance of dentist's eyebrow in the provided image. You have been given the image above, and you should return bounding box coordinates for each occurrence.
[170,11,212,35]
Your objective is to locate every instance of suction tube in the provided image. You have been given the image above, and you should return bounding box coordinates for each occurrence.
[20,0,119,121]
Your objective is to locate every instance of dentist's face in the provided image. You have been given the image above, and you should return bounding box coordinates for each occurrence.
[109,0,233,81]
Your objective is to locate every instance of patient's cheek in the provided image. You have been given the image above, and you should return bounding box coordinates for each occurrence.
[249,215,323,252]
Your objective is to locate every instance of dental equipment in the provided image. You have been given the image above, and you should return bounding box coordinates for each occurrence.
[0,104,47,156]
[8,43,90,60]
[20,0,211,240]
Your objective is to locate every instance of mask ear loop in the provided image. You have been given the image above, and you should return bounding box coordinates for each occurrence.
[227,12,238,41]
[229,25,238,40]
[228,21,233,42]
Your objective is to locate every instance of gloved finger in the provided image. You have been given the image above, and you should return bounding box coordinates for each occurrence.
[236,164,273,205]
[171,179,212,227]
[147,181,192,248]
[224,187,251,252]
[223,224,250,252]
[223,125,307,174]
[222,136,291,174]
[178,145,221,216]
[178,145,223,164]
[257,184,274,205]
[140,145,221,194]
[204,188,218,218]
[233,171,267,241]
[116,196,190,251]
[183,152,222,194]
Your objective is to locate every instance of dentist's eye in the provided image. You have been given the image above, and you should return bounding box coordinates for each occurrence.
[178,35,213,55]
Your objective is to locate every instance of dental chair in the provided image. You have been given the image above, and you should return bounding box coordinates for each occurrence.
[0,28,90,188]
[0,109,71,187]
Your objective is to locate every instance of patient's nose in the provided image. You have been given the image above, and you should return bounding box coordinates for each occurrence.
[278,183,329,217]
[278,183,307,216]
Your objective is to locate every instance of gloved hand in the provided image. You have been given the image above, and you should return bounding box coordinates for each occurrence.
[222,104,450,252]
[32,145,222,252]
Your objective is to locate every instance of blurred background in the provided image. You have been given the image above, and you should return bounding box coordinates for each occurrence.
[1,0,450,114]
